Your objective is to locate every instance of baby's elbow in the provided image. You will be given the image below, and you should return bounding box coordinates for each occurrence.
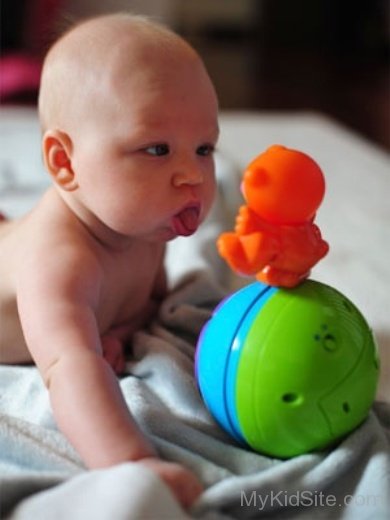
[42,348,108,391]
[42,356,61,389]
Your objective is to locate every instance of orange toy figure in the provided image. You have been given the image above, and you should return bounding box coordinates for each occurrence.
[217,145,329,287]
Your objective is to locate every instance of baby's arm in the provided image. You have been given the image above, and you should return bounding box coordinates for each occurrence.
[17,252,155,465]
[16,249,201,506]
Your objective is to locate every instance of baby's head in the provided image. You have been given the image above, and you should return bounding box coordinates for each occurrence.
[39,13,213,132]
[39,13,219,242]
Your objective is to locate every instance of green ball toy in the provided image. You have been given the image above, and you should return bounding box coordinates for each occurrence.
[195,280,380,458]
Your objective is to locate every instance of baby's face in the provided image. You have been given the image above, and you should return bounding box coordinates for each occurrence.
[67,43,219,243]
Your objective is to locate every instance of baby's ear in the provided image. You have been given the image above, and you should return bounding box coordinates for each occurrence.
[42,130,78,191]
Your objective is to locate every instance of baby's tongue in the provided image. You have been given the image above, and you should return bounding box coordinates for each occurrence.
[172,206,200,236]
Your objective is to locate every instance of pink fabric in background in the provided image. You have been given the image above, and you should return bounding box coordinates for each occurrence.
[0,0,64,101]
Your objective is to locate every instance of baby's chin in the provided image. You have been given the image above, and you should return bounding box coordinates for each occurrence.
[144,225,197,243]
[138,226,179,243]
[96,213,201,244]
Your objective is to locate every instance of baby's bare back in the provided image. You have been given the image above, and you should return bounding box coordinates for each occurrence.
[0,218,32,362]
[0,189,165,365]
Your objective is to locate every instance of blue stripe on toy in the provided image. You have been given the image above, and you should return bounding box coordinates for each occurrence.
[196,282,269,441]
[224,284,278,443]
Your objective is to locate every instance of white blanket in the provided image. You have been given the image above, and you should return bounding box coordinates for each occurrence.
[1,108,389,519]
[1,272,389,519]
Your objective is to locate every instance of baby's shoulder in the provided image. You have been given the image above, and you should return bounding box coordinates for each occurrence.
[20,210,101,285]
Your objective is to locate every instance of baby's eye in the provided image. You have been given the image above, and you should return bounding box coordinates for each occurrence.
[197,144,215,157]
[143,144,170,156]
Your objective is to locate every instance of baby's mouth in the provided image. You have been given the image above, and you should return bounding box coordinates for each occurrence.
[171,204,201,237]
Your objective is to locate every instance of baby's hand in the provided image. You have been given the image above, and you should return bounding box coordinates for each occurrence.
[140,457,203,509]
[101,335,126,375]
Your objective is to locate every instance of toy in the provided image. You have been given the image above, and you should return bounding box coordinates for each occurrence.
[195,145,379,458]
[195,280,379,458]
[217,145,329,287]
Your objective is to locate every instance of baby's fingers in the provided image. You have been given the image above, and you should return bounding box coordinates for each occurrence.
[141,458,203,509]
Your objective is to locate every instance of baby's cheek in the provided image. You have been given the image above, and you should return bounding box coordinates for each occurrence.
[205,175,217,209]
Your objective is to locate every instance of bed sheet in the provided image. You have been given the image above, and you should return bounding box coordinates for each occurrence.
[0,107,389,519]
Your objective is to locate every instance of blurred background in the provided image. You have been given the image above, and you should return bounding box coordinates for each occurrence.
[1,0,389,150]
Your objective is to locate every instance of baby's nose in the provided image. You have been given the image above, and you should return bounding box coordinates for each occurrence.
[172,161,204,187]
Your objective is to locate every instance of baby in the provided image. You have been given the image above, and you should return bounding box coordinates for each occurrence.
[0,13,219,507]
